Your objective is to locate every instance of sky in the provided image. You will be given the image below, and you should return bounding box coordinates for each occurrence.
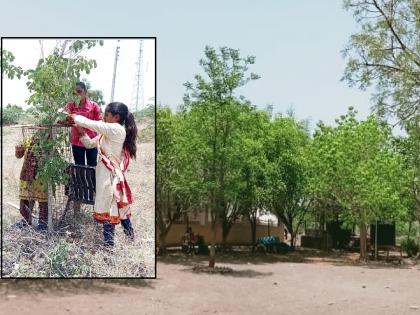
[2,38,155,112]
[0,0,378,131]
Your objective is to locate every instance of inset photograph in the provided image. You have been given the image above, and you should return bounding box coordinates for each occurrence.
[1,37,155,278]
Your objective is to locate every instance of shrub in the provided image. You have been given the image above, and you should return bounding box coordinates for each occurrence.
[44,239,92,277]
[133,104,155,121]
[401,238,419,257]
[3,104,24,125]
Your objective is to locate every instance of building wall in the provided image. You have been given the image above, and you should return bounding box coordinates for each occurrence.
[158,221,284,246]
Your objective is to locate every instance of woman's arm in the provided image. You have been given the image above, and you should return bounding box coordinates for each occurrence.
[79,134,99,149]
[74,124,98,149]
[72,115,125,140]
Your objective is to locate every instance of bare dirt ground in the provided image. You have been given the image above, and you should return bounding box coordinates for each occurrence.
[1,123,155,277]
[2,123,420,313]
[0,250,419,314]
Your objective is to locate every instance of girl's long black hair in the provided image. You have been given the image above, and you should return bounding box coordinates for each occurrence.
[106,102,137,159]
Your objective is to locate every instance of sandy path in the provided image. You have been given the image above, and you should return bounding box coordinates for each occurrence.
[1,259,419,315]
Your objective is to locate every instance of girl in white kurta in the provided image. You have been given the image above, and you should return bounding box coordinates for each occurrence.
[68,102,138,246]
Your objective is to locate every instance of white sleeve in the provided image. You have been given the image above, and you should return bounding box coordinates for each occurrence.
[79,134,99,149]
[74,115,125,140]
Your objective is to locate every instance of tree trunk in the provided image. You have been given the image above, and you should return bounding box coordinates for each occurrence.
[290,231,296,250]
[250,217,257,252]
[360,223,367,260]
[417,220,420,260]
[222,224,228,251]
[221,222,232,252]
[222,238,228,251]
[209,220,217,268]
[159,230,169,255]
[209,244,216,267]
[284,222,295,250]
[407,220,413,258]
[159,237,166,255]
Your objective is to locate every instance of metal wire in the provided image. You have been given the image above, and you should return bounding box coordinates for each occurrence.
[18,125,90,228]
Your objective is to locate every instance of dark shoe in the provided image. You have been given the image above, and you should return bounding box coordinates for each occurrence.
[36,223,48,231]
[103,222,115,246]
[121,219,135,241]
[11,219,29,229]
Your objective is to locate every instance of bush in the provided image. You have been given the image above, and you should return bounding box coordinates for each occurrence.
[137,125,155,143]
[3,104,24,125]
[133,104,155,120]
[401,238,419,257]
[48,239,91,277]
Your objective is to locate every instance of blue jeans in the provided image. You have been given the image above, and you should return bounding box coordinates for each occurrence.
[103,219,135,246]
[72,145,98,167]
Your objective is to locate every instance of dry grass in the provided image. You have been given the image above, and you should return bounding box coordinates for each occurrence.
[1,122,155,278]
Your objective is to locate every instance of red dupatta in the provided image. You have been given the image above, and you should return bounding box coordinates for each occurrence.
[95,135,133,224]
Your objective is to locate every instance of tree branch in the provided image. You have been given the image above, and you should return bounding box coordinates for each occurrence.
[362,62,403,72]
[372,0,420,67]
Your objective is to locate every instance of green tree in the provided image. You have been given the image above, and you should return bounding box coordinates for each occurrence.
[342,0,419,257]
[394,121,420,252]
[3,104,25,125]
[311,108,410,259]
[237,109,270,250]
[2,51,25,126]
[24,40,103,187]
[342,0,419,126]
[26,41,102,124]
[406,124,420,228]
[183,46,260,267]
[156,106,202,254]
[134,104,156,121]
[1,50,24,80]
[263,115,312,249]
[156,107,182,254]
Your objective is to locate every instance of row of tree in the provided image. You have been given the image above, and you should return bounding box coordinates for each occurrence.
[158,0,419,266]
[157,46,418,267]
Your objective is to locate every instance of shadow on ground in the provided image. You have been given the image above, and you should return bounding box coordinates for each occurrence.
[158,248,418,271]
[0,278,155,296]
[158,249,310,266]
[178,265,274,278]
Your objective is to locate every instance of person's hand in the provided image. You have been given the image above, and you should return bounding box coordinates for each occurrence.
[57,114,76,126]
[74,124,85,136]
[57,118,71,125]
[60,113,76,125]
[68,114,77,124]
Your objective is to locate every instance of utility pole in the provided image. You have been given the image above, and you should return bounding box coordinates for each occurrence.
[131,40,144,112]
[39,40,44,60]
[110,41,120,102]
